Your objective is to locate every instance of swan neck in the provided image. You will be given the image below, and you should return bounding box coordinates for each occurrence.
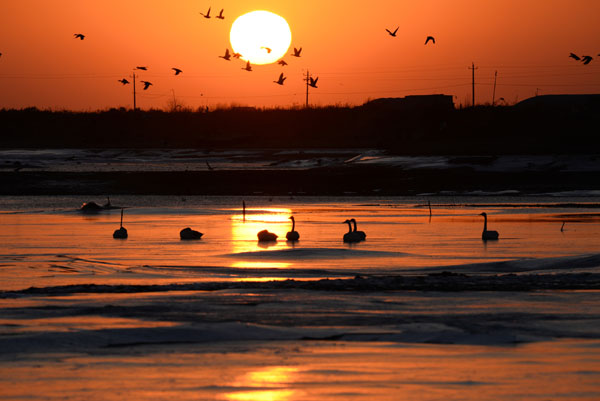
[291,218,295,231]
[346,221,352,233]
[352,219,358,232]
[483,214,488,231]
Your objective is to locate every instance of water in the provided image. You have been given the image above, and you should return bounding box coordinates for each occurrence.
[1,195,600,400]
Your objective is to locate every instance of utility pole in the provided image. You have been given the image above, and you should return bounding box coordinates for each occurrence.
[305,70,310,108]
[468,62,478,107]
[132,72,137,111]
[492,70,498,106]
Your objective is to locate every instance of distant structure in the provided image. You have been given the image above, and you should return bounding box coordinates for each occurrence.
[363,94,454,112]
[514,94,600,112]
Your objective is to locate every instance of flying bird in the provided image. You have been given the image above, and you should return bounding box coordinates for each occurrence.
[172,68,183,75]
[242,61,252,71]
[141,81,152,90]
[278,59,288,66]
[291,47,302,57]
[200,7,211,18]
[135,66,148,71]
[308,77,318,88]
[232,52,242,59]
[582,55,593,65]
[73,33,85,40]
[569,53,581,61]
[216,9,225,19]
[261,46,272,53]
[386,27,399,37]
[274,72,286,85]
[219,48,231,60]
[425,36,435,45]
[118,78,130,85]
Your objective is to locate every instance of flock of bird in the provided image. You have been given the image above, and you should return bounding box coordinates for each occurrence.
[569,52,597,65]
[385,27,436,46]
[85,200,499,243]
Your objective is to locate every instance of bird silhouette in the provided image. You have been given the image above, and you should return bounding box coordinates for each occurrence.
[342,220,364,243]
[242,61,252,71]
[257,229,277,242]
[350,218,367,241]
[220,48,231,60]
[425,36,435,45]
[135,66,148,71]
[480,212,499,240]
[172,68,182,75]
[274,72,286,85]
[200,7,211,18]
[118,78,130,85]
[278,59,288,66]
[308,77,318,88]
[232,52,242,59]
[113,209,128,239]
[180,227,203,240]
[569,53,581,61]
[286,216,300,241]
[291,47,302,57]
[261,46,272,53]
[141,81,152,90]
[73,33,85,40]
[206,161,214,170]
[386,27,399,37]
[581,55,593,65]
[216,9,225,19]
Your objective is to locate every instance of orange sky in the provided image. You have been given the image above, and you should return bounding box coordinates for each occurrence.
[1,0,599,110]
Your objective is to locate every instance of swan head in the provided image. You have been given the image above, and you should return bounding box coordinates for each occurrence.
[342,219,351,224]
[289,216,295,221]
[480,212,487,217]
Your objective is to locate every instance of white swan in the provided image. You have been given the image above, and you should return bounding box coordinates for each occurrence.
[286,216,300,241]
[480,212,499,240]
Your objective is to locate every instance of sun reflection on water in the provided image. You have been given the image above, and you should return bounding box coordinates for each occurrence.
[224,366,299,401]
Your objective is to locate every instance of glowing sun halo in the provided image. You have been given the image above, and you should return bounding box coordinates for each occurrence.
[230,11,292,65]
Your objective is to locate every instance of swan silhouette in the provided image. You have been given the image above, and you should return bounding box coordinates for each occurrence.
[113,209,128,239]
[220,48,231,60]
[118,78,130,85]
[291,47,302,57]
[172,68,182,75]
[216,9,225,19]
[286,216,300,241]
[308,77,318,88]
[232,52,242,59]
[350,218,367,240]
[261,46,272,53]
[257,229,278,242]
[200,7,211,18]
[141,81,152,90]
[569,53,581,61]
[274,72,286,85]
[135,66,148,71]
[581,55,593,65]
[73,33,85,40]
[343,219,364,243]
[480,212,499,240]
[278,59,288,66]
[180,227,203,240]
[386,27,399,37]
[425,36,435,45]
[242,61,252,71]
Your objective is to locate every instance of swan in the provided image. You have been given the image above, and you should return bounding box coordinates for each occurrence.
[258,229,278,242]
[172,68,182,75]
[180,227,203,240]
[425,36,435,45]
[480,212,499,240]
[274,72,286,85]
[350,218,367,240]
[141,81,152,90]
[113,209,128,239]
[73,33,85,40]
[386,27,399,37]
[343,219,364,243]
[286,216,300,241]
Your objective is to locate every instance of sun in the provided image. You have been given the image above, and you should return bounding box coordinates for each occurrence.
[230,10,292,65]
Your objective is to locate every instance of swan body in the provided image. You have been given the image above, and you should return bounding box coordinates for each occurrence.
[180,227,203,240]
[343,219,364,243]
[113,209,128,239]
[274,72,286,85]
[258,230,278,242]
[480,212,499,240]
[286,216,300,241]
[350,218,367,240]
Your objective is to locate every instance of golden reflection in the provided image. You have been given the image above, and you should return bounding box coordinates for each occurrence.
[224,367,299,401]
[230,208,293,269]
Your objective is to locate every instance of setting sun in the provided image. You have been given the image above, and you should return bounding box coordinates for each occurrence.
[230,10,292,65]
